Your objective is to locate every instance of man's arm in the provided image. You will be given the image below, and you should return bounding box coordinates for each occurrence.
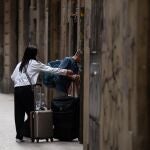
[59,57,71,69]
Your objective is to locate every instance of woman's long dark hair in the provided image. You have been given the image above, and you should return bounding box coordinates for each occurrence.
[19,46,37,72]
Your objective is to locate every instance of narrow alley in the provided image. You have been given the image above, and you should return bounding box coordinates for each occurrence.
[0,94,83,150]
[0,0,150,150]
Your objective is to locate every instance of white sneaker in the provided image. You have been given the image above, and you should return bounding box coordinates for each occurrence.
[23,136,31,141]
[16,138,24,143]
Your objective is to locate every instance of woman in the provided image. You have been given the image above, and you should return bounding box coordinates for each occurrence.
[11,46,73,142]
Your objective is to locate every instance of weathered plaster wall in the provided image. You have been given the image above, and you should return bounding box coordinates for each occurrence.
[0,0,4,86]
[2,0,17,93]
[100,0,150,150]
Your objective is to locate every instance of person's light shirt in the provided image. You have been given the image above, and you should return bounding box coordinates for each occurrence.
[11,59,67,87]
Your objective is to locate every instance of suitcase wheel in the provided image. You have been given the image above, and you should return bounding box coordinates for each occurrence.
[31,138,35,142]
[36,139,39,143]
[46,138,49,142]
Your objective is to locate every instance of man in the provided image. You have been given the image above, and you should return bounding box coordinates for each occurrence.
[55,49,82,97]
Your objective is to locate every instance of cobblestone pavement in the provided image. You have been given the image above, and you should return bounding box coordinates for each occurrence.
[0,94,83,150]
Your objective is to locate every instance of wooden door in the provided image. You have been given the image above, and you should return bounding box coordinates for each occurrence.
[89,0,103,149]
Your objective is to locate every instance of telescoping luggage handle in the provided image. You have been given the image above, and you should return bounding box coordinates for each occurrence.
[35,83,42,87]
[34,83,42,111]
[24,70,45,110]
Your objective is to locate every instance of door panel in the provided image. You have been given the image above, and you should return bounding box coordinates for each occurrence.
[89,0,103,149]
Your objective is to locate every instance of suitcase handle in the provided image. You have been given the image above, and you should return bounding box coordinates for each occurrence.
[34,83,43,110]
[35,83,42,87]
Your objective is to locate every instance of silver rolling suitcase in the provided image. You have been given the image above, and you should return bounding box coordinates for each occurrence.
[30,84,53,143]
[30,110,53,142]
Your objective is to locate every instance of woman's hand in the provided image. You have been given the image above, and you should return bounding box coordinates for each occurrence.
[72,74,80,81]
[66,69,73,76]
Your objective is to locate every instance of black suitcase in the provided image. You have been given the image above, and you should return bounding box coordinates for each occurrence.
[51,96,80,141]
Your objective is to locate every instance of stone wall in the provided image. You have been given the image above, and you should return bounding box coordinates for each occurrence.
[100,0,150,150]
[0,0,4,86]
[2,0,17,93]
[83,0,150,150]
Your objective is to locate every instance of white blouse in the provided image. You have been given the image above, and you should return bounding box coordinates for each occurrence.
[11,59,67,87]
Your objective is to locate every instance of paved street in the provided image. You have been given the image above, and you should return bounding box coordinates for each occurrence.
[0,94,83,150]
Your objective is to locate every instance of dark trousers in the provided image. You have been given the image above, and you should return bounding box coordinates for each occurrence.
[14,85,34,139]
